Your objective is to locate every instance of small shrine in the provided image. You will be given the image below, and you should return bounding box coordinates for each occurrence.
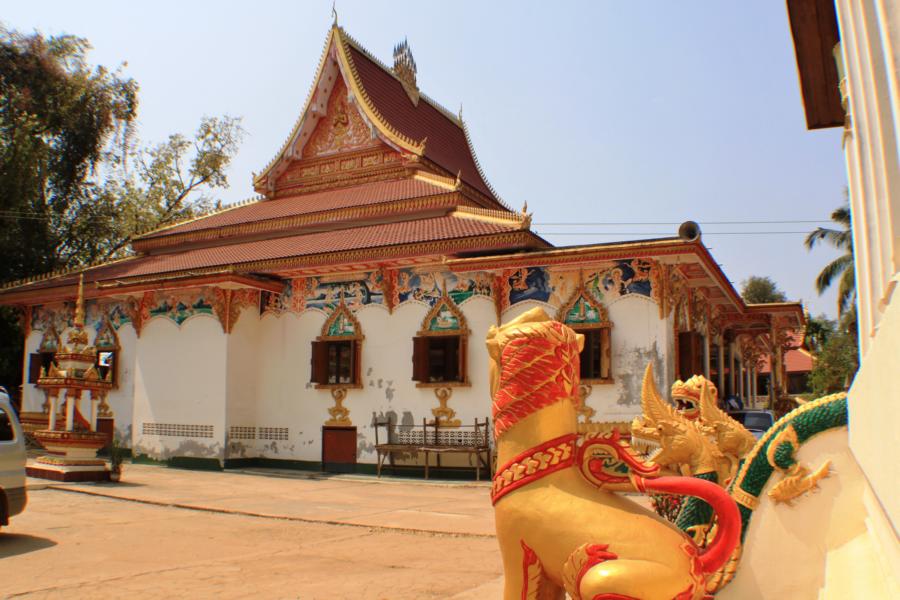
[28,275,114,482]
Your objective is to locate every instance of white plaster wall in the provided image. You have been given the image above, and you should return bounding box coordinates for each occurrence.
[106,323,136,443]
[248,309,328,462]
[131,315,227,464]
[224,307,261,459]
[20,330,44,413]
[719,429,898,600]
[582,295,670,422]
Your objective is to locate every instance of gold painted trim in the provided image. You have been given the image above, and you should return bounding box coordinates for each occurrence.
[132,191,468,252]
[415,381,471,388]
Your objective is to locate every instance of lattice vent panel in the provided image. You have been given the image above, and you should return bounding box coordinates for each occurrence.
[142,423,214,438]
[229,426,256,440]
[259,427,289,441]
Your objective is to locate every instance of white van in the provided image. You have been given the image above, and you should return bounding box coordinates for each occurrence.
[0,387,27,530]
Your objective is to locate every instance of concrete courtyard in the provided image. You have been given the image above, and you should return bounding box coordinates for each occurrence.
[0,465,504,599]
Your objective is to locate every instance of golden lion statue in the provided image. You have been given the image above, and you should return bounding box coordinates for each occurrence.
[487,308,741,600]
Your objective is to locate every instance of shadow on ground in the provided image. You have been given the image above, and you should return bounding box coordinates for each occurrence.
[0,533,57,558]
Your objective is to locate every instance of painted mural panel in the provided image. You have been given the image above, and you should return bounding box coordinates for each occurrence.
[148,294,214,325]
[303,271,384,311]
[507,267,552,305]
[396,269,492,307]
[507,259,658,312]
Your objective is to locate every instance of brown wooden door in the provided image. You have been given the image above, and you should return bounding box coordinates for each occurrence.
[322,426,357,473]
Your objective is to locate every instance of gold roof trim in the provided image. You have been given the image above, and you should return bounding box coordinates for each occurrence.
[254,26,481,196]
[451,206,529,228]
[131,192,469,252]
[253,28,337,189]
[333,27,426,155]
[135,195,263,241]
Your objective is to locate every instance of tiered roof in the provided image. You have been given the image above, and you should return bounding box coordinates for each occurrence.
[0,24,806,340]
[0,26,544,303]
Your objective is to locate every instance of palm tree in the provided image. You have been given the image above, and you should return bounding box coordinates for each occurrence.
[805,203,855,317]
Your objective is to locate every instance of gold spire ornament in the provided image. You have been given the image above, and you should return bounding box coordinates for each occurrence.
[67,273,89,348]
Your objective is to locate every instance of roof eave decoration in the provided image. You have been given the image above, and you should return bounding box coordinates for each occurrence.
[459,115,512,212]
[254,26,427,197]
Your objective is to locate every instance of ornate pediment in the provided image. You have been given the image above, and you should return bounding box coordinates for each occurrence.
[95,316,119,350]
[321,298,363,340]
[418,287,468,336]
[302,77,378,159]
[557,283,610,329]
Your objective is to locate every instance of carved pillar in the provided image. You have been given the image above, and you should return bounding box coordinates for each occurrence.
[65,391,77,431]
[89,391,99,432]
[703,334,711,380]
[728,342,736,398]
[97,392,113,418]
[48,393,58,430]
[716,338,725,400]
[751,368,758,408]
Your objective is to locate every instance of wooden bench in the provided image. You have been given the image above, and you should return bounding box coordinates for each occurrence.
[373,415,492,480]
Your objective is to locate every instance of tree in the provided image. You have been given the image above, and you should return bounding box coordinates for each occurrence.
[740,276,788,304]
[808,330,859,395]
[804,313,836,355]
[0,26,243,399]
[805,201,855,318]
[0,26,138,282]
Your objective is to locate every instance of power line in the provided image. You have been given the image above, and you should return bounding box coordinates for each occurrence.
[534,220,832,225]
[535,231,813,236]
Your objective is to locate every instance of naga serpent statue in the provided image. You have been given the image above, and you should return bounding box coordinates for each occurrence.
[487,308,741,600]
[487,307,850,599]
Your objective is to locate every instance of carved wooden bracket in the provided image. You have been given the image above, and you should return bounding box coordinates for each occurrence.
[325,387,352,426]
[575,383,596,424]
[431,386,461,426]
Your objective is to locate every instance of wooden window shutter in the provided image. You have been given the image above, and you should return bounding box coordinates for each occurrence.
[412,336,430,382]
[351,340,361,385]
[311,340,329,384]
[600,327,612,380]
[458,336,467,383]
[28,353,43,384]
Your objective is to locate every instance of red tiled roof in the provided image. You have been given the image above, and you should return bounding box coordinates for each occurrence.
[4,215,528,294]
[759,348,815,374]
[141,179,451,240]
[346,45,499,204]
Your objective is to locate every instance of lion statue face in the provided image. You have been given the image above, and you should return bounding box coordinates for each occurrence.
[486,307,584,402]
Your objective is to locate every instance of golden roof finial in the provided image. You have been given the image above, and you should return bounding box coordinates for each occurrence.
[458,103,464,121]
[74,273,85,329]
[331,0,338,26]
[522,201,528,215]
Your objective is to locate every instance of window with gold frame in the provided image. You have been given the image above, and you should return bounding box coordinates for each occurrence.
[556,284,613,383]
[411,288,469,386]
[310,299,364,387]
[95,316,120,387]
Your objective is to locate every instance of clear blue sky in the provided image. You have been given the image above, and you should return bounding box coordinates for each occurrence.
[5,1,848,317]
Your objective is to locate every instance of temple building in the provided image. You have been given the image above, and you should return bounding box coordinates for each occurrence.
[0,26,803,472]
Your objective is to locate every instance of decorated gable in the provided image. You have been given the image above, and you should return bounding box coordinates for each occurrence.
[303,77,378,159]
[565,296,605,326]
[427,300,462,333]
[327,312,357,337]
[321,299,363,340]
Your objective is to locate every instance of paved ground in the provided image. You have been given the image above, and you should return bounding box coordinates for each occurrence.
[1,465,503,599]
